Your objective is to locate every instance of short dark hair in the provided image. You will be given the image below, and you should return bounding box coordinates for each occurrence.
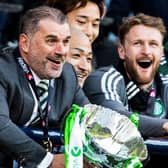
[46,0,105,18]
[19,5,68,35]
[118,13,166,45]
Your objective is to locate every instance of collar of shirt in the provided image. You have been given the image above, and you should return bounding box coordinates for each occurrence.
[30,69,49,86]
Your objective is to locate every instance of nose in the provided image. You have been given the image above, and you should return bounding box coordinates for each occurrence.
[85,23,93,42]
[55,42,67,55]
[78,58,90,73]
[142,43,151,55]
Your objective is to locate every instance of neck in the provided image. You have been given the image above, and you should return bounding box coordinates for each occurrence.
[136,80,153,90]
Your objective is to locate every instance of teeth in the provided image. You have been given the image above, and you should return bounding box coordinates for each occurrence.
[138,60,152,68]
[77,74,86,78]
[138,60,151,62]
[55,60,61,64]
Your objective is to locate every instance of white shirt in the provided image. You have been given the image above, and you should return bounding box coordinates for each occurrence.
[24,70,53,168]
[25,70,48,126]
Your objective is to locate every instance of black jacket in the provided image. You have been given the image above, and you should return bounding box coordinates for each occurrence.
[84,65,168,138]
[0,47,89,167]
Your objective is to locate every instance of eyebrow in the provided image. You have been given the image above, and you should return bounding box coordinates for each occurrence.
[46,35,71,40]
[73,48,93,55]
[65,36,71,40]
[76,15,101,22]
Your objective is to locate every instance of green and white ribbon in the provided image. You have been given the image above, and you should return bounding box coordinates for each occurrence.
[64,104,86,168]
[130,112,139,128]
[64,104,144,168]
[125,156,143,168]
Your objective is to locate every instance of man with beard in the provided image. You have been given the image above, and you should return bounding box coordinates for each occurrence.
[84,13,168,167]
[0,6,89,168]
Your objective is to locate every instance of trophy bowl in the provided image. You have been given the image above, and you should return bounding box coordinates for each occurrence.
[82,104,148,168]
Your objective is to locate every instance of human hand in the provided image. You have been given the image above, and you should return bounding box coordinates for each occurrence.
[163,122,168,135]
[84,159,97,168]
[50,154,65,168]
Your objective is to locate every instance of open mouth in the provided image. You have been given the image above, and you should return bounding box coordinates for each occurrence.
[77,74,86,79]
[48,57,62,64]
[138,60,152,68]
[77,72,88,79]
[53,60,61,64]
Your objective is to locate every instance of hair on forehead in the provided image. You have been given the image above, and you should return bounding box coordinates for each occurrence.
[118,13,166,44]
[19,6,68,35]
[46,0,105,18]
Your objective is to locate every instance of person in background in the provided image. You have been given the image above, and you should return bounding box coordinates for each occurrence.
[64,27,94,168]
[0,0,46,47]
[0,6,89,167]
[67,26,93,87]
[106,0,168,76]
[46,0,105,43]
[83,13,168,167]
[46,0,105,68]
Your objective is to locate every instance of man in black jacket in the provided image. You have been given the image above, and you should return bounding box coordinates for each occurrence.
[84,13,168,167]
[95,0,168,68]
[0,6,89,168]
[84,13,168,141]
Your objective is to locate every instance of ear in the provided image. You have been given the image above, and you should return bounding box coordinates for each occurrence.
[19,33,29,53]
[118,44,125,60]
[161,45,164,57]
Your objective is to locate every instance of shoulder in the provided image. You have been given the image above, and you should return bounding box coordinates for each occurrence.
[0,47,17,72]
[84,65,124,93]
[62,62,77,78]
[60,62,78,84]
[0,47,18,69]
[86,65,123,82]
[0,47,20,84]
[0,46,15,60]
[62,62,76,73]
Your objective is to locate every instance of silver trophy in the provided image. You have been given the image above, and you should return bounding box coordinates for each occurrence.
[82,104,148,168]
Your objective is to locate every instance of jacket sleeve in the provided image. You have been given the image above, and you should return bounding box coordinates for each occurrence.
[0,82,47,167]
[83,68,167,138]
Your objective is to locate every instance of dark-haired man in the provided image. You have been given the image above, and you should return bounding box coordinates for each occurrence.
[0,6,89,167]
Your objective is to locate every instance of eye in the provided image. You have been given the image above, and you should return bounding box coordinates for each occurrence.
[63,39,70,46]
[46,38,57,45]
[72,53,81,58]
[76,20,86,25]
[87,57,92,63]
[150,42,158,47]
[93,21,100,28]
[134,41,141,45]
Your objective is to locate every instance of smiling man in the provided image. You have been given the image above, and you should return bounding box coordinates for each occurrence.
[0,6,90,168]
[67,27,92,87]
[83,13,168,139]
